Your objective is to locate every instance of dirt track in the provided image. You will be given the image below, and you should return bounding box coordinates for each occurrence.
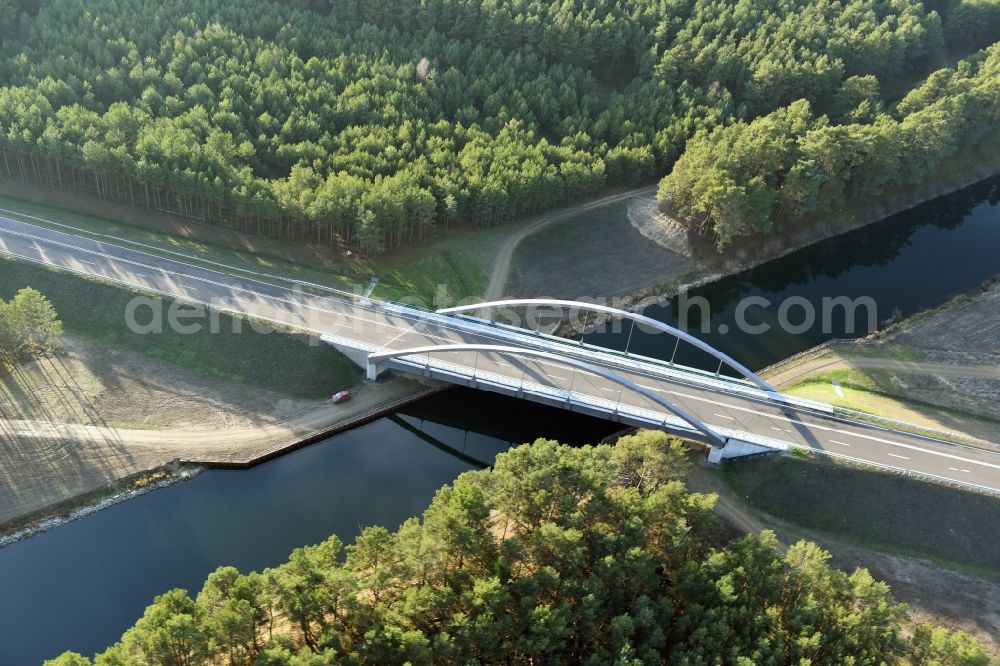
[767,354,1000,387]
[763,281,1000,442]
[484,186,655,300]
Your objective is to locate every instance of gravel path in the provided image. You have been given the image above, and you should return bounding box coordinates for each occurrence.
[766,354,1000,386]
[484,186,655,300]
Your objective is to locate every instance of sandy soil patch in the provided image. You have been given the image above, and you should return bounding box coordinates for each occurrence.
[0,337,325,431]
[763,282,1000,443]
[0,336,434,530]
[627,196,696,258]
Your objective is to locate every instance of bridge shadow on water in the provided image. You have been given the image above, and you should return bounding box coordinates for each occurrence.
[396,386,626,455]
[387,413,493,470]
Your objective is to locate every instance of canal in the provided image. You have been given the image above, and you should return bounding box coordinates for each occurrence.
[1,176,999,663]
[588,175,1000,373]
[0,391,623,664]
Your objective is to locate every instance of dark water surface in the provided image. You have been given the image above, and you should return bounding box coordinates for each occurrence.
[587,176,1000,372]
[0,390,620,664]
[2,177,999,663]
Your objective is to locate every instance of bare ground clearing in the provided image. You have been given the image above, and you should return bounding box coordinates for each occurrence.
[0,336,430,530]
[506,192,701,299]
[0,337,325,431]
[486,186,657,300]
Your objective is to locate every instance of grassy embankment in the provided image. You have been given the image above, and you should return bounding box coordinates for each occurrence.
[722,455,1000,579]
[496,151,1000,305]
[0,187,509,306]
[778,350,999,440]
[767,282,1000,444]
[0,256,359,399]
[506,194,700,299]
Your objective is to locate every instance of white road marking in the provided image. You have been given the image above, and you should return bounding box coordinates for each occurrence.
[657,387,1000,472]
[384,321,424,346]
[949,467,971,473]
[829,440,851,447]
[713,413,735,420]
[0,246,983,483]
[887,453,910,460]
[9,225,643,370]
[5,218,1000,484]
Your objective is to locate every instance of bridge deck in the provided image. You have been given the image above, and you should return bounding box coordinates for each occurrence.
[0,213,997,494]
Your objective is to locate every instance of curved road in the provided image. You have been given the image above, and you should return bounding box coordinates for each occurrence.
[484,186,656,300]
[0,212,998,495]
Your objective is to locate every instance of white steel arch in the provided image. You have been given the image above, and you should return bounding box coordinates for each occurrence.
[437,299,776,392]
[368,343,729,448]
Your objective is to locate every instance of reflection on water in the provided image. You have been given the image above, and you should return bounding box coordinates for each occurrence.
[0,389,620,665]
[586,176,1000,372]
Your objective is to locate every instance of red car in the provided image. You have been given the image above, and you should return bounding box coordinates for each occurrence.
[330,390,352,404]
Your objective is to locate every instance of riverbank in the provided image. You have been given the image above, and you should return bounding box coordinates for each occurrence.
[0,252,445,540]
[690,457,1000,654]
[0,371,440,541]
[0,386,529,666]
[627,155,1000,307]
[509,152,1000,308]
[762,279,1000,445]
[0,466,202,548]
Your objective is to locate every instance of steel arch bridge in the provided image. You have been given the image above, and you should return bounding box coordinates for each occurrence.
[436,298,776,392]
[367,343,730,448]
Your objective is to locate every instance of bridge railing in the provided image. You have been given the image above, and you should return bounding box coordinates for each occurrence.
[372,349,793,455]
[447,310,762,388]
[374,350,705,437]
[437,299,777,392]
[307,293,834,416]
[378,303,763,393]
[288,284,754,391]
[187,267,809,412]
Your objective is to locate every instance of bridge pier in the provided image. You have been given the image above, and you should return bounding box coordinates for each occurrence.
[706,439,786,465]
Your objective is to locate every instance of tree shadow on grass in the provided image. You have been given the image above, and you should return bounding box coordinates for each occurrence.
[0,351,141,526]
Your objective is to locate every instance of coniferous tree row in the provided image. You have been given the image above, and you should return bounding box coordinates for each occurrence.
[0,0,993,253]
[658,43,1000,249]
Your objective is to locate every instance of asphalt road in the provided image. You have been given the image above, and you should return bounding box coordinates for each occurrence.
[1,213,998,493]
